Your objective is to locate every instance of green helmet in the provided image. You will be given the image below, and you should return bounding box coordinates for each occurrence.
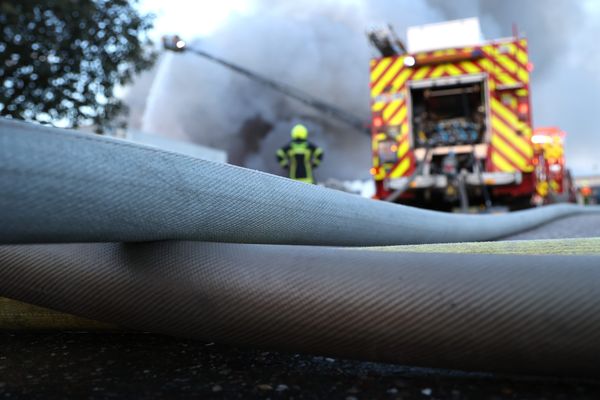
[291,124,308,140]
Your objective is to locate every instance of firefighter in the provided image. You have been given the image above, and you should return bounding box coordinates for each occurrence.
[276,124,323,184]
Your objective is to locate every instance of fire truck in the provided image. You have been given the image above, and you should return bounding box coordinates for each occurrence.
[368,19,544,210]
[531,127,576,203]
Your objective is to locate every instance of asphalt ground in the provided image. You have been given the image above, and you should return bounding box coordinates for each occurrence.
[2,213,600,399]
[2,332,600,399]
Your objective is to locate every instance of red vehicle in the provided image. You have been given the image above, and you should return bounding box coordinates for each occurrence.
[368,20,543,210]
[531,127,575,203]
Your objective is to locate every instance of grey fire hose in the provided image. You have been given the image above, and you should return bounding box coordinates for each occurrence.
[1,118,600,377]
[1,241,600,377]
[1,118,597,245]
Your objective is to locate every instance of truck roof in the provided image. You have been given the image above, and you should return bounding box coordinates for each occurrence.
[407,18,484,53]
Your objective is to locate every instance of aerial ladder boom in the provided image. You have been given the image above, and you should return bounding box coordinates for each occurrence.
[163,35,368,135]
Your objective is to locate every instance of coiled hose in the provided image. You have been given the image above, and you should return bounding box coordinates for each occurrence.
[1,118,599,376]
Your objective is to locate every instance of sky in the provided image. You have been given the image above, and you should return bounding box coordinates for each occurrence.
[131,0,600,178]
[138,0,254,40]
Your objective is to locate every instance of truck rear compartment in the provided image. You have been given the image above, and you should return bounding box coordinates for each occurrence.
[410,80,486,149]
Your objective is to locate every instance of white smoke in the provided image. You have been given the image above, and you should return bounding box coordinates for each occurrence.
[126,0,443,180]
[126,0,599,179]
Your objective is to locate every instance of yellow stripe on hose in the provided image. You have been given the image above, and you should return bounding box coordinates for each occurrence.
[362,238,600,255]
[0,297,118,331]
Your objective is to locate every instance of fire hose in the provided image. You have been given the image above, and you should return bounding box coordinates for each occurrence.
[1,118,600,376]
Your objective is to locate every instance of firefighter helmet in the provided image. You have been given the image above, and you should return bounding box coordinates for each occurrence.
[291,124,308,140]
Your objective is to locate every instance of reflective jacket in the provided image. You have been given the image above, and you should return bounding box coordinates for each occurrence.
[276,139,324,184]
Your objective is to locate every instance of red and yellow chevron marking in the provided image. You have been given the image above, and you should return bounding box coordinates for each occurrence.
[369,39,530,96]
[371,57,405,98]
[387,131,414,179]
[387,134,415,179]
[370,58,489,101]
[480,41,530,87]
[489,97,534,173]
[370,130,414,180]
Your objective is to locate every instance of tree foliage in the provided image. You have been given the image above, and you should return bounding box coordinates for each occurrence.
[0,0,155,129]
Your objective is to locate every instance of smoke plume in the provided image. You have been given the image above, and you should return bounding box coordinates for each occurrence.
[127,0,599,179]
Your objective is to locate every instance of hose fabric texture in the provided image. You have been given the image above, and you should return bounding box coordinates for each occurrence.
[1,118,600,377]
[1,118,598,245]
[1,242,600,377]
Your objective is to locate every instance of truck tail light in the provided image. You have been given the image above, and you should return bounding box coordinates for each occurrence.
[526,62,534,72]
[518,102,529,122]
[518,103,529,115]
[373,116,384,128]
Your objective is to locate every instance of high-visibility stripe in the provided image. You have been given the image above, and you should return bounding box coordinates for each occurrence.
[496,54,518,76]
[391,69,412,91]
[491,134,529,170]
[514,39,528,62]
[491,98,520,127]
[481,45,496,57]
[382,99,402,121]
[515,49,528,66]
[429,65,446,78]
[491,98,532,145]
[491,149,519,172]
[370,58,392,85]
[491,116,533,159]
[491,118,533,159]
[517,68,529,84]
[412,66,432,80]
[516,89,528,96]
[458,60,482,74]
[491,132,530,168]
[372,101,386,112]
[371,57,398,89]
[445,64,464,76]
[496,73,516,86]
[500,50,529,84]
[388,104,407,126]
[371,58,405,97]
[389,157,411,178]
[493,67,518,86]
[481,47,519,85]
[490,98,534,161]
[482,47,521,85]
[397,140,410,159]
[401,122,409,135]
[477,58,494,72]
